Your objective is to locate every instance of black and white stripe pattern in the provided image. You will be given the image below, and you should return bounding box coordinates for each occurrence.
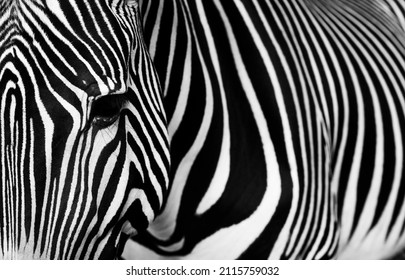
[123,0,405,259]
[0,0,169,259]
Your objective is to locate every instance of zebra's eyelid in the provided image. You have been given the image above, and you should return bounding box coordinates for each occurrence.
[112,0,138,8]
[87,94,128,128]
[125,0,138,7]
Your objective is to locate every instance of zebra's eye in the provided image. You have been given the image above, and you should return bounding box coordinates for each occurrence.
[89,94,128,128]
[125,0,138,7]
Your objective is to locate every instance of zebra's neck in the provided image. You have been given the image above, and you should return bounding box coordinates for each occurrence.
[0,241,44,260]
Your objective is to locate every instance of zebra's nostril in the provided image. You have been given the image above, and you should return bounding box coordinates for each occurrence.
[89,94,128,128]
[86,83,101,96]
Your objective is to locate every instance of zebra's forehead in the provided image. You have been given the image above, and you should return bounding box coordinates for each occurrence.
[0,0,148,137]
[0,0,141,99]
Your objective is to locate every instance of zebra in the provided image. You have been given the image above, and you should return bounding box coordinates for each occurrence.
[122,0,405,259]
[2,0,405,260]
[0,0,169,259]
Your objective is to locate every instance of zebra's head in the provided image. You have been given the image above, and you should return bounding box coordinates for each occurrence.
[0,0,169,259]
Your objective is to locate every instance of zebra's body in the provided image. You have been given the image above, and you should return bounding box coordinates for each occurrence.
[123,0,405,259]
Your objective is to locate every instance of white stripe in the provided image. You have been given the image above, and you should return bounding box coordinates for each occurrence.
[195,0,231,215]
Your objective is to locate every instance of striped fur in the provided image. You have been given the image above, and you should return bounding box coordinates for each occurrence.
[123,0,405,259]
[0,0,169,259]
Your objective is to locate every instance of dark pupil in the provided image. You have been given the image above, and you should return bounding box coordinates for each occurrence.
[90,94,127,121]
